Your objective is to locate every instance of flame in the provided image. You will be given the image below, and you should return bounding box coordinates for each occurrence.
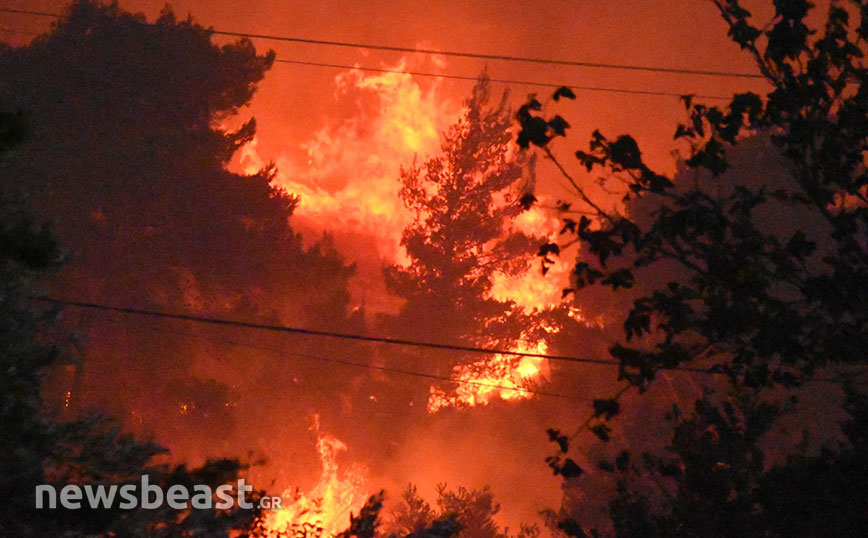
[490,202,573,312]
[239,58,460,265]
[427,339,550,413]
[261,419,368,537]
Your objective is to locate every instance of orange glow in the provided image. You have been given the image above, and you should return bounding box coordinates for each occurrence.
[261,418,368,537]
[427,339,550,412]
[239,59,460,266]
[490,201,572,312]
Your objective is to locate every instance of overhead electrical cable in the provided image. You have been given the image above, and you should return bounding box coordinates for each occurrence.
[274,58,731,100]
[115,317,587,402]
[31,296,713,373]
[0,6,764,80]
[0,7,58,17]
[33,297,853,385]
[0,21,731,99]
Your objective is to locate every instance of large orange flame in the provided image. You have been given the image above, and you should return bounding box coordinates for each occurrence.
[489,201,573,312]
[427,338,551,413]
[240,59,459,266]
[239,63,587,415]
[261,418,368,537]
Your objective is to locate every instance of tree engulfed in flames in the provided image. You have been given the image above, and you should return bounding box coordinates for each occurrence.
[261,419,368,537]
[238,62,577,416]
[239,59,457,266]
[427,340,550,413]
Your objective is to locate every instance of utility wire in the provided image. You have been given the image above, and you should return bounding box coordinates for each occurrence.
[34,296,854,386]
[115,316,585,402]
[0,7,741,99]
[30,296,714,374]
[218,30,764,80]
[0,7,58,17]
[0,6,764,80]
[0,20,731,100]
[0,26,38,35]
[275,58,732,101]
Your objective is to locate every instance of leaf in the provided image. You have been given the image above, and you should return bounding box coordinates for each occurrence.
[559,458,584,478]
[547,428,570,453]
[517,116,550,148]
[518,193,537,210]
[548,115,570,137]
[680,94,694,109]
[674,123,692,140]
[609,135,643,169]
[593,398,621,419]
[602,269,635,290]
[538,243,561,257]
[553,86,577,101]
[546,455,584,479]
[590,424,611,442]
[615,450,630,472]
[597,460,615,472]
[557,519,589,538]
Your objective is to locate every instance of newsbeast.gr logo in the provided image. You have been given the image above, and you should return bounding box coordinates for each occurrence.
[35,475,282,510]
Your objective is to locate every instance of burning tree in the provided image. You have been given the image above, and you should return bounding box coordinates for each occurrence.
[380,75,550,411]
[516,0,868,536]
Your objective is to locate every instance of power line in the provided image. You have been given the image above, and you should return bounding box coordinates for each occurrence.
[0,20,731,100]
[117,317,584,402]
[218,30,764,80]
[0,7,58,17]
[29,296,712,374]
[0,6,764,80]
[35,296,855,385]
[275,59,732,101]
[0,26,39,35]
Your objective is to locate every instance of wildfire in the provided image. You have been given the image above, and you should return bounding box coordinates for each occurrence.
[239,58,459,266]
[260,418,368,538]
[427,339,550,413]
[490,201,573,312]
[236,62,583,416]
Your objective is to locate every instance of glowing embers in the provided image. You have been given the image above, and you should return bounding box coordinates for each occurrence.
[427,339,550,413]
[261,418,368,537]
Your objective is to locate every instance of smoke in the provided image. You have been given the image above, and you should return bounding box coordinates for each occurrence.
[238,59,461,316]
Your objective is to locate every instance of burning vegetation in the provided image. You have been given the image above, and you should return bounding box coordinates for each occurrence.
[3,0,868,537]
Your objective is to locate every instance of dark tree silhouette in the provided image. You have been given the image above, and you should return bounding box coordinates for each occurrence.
[391,484,538,538]
[381,76,536,348]
[516,1,868,536]
[0,110,269,537]
[0,0,367,463]
[376,75,544,415]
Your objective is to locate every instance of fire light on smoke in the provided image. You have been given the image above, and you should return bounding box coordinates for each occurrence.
[490,202,573,312]
[238,62,585,416]
[240,59,459,265]
[261,418,368,537]
[427,338,551,413]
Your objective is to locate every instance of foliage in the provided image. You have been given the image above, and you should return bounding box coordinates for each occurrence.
[519,0,868,390]
[391,484,538,538]
[0,111,264,537]
[515,0,868,536]
[0,0,365,456]
[382,75,537,347]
